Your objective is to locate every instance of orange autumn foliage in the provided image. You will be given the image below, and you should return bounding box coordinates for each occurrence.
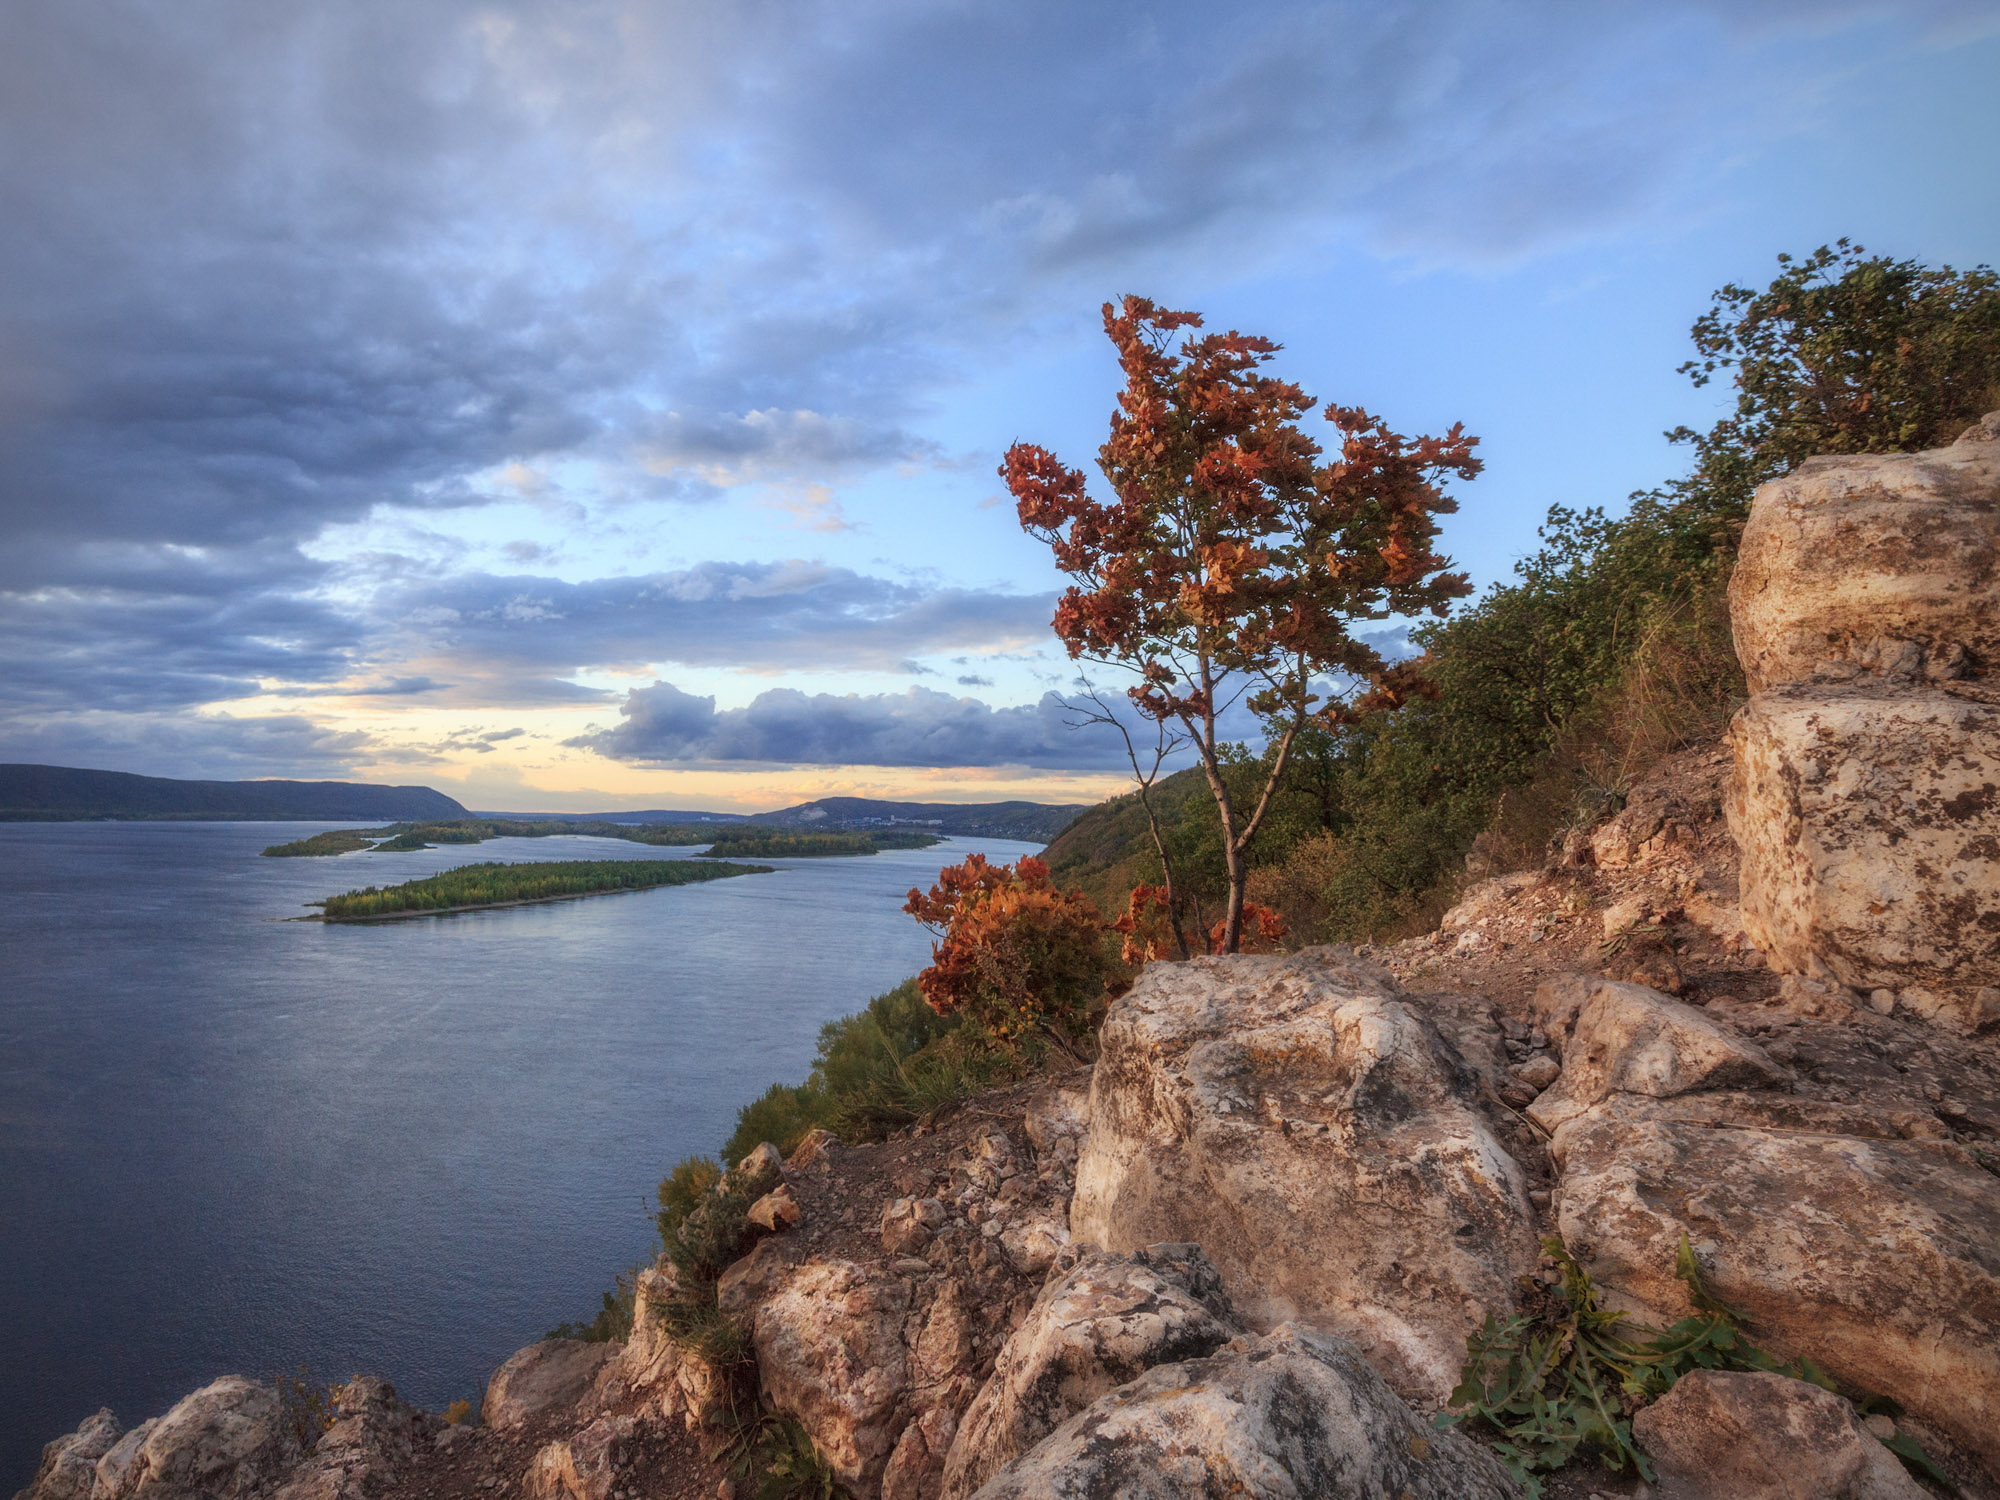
[904,855,1115,1053]
[1004,296,1478,952]
[1116,882,1284,962]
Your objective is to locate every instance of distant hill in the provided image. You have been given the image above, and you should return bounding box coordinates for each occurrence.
[1039,766,1210,911]
[0,764,468,822]
[748,796,1086,843]
[472,808,749,824]
[479,796,1084,842]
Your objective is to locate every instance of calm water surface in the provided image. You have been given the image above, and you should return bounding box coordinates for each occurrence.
[0,823,1035,1486]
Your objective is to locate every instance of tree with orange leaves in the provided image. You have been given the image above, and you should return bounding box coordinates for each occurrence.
[904,854,1114,1057]
[1004,297,1479,953]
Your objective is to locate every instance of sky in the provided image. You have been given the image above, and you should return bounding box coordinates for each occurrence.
[2,1,1996,813]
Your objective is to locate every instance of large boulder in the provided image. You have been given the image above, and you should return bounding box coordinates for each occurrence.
[111,1377,299,1500]
[1724,411,2000,1034]
[481,1340,615,1432]
[750,1259,912,1494]
[1069,950,1538,1399]
[1727,682,2000,1032]
[966,1324,1523,1500]
[1727,410,2000,697]
[1525,977,1792,1133]
[1631,1370,1925,1500]
[941,1244,1241,1500]
[1553,1099,2000,1471]
[14,1409,122,1500]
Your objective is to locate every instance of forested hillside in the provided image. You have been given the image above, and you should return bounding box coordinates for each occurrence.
[1041,243,2000,946]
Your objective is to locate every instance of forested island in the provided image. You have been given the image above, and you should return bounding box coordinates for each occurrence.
[310,858,770,922]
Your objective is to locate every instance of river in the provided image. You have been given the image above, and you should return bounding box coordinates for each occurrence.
[0,822,1037,1486]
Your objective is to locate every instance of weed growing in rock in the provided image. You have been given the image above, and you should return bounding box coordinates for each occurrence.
[725,1416,844,1500]
[545,1273,636,1342]
[274,1367,337,1449]
[1440,1236,1952,1495]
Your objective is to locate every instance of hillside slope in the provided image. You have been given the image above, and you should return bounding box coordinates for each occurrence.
[0,764,468,822]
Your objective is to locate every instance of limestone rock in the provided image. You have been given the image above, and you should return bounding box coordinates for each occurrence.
[1727,682,2000,1032]
[269,1378,436,1500]
[92,1422,158,1499]
[880,1404,960,1500]
[966,1324,1523,1500]
[941,1243,1242,1500]
[1632,1371,1925,1500]
[1021,1078,1089,1156]
[481,1340,614,1432]
[1069,950,1538,1399]
[1511,1055,1560,1091]
[612,1266,684,1394]
[735,1141,785,1179]
[1589,784,1689,870]
[15,1409,121,1500]
[995,1214,1068,1278]
[1439,872,1539,934]
[715,1237,792,1322]
[522,1414,636,1500]
[110,1377,298,1500]
[1728,412,2000,697]
[1554,1099,2000,1469]
[747,1182,801,1232]
[751,1259,911,1494]
[786,1128,839,1170]
[880,1196,947,1255]
[1525,978,1791,1133]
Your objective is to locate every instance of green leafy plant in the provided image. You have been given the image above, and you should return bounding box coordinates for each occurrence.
[725,1416,846,1500]
[1439,1237,1951,1496]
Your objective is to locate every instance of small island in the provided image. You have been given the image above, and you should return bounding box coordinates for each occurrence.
[695,829,944,859]
[310,858,772,922]
[262,829,389,857]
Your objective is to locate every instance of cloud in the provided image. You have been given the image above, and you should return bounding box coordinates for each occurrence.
[0,710,380,781]
[381,561,1054,677]
[0,0,1987,762]
[571,682,1133,770]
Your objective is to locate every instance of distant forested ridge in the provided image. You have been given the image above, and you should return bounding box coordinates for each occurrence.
[697,829,942,859]
[0,764,467,822]
[744,797,1083,841]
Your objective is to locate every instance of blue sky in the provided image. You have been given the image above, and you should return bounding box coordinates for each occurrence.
[2,0,1996,811]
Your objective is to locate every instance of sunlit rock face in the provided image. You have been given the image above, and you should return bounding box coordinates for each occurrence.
[1068,948,1539,1401]
[1727,411,2000,1035]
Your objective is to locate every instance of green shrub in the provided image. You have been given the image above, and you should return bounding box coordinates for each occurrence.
[718,980,1021,1167]
[655,1154,723,1247]
[546,1274,636,1343]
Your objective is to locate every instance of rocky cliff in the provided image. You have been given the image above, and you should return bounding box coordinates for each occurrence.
[19,416,2000,1500]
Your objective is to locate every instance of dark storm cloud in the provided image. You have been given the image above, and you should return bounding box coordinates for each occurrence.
[571,682,1131,770]
[0,711,381,781]
[384,561,1055,677]
[1,0,1987,763]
